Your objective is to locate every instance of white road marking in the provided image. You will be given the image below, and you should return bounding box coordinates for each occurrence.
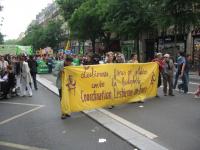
[160,85,195,94]
[0,141,48,150]
[189,81,199,85]
[187,92,195,94]
[98,138,107,143]
[98,109,158,139]
[0,106,44,125]
[178,80,199,86]
[0,101,44,107]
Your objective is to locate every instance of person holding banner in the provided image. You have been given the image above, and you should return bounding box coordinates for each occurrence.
[105,51,114,63]
[115,52,126,63]
[105,52,115,108]
[152,53,164,97]
[82,53,94,65]
[128,53,139,63]
[55,56,73,119]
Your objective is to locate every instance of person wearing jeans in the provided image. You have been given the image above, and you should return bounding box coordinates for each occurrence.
[173,52,187,93]
[177,54,191,94]
[185,54,192,85]
[152,53,164,97]
[178,72,188,93]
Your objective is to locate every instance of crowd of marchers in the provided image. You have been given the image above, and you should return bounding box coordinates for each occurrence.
[52,51,200,119]
[0,51,199,116]
[0,55,37,99]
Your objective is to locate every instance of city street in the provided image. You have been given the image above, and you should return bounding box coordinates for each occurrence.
[0,84,136,150]
[109,86,200,150]
[0,73,199,150]
[40,74,200,150]
[0,0,200,150]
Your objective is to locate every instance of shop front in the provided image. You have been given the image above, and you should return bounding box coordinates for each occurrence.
[192,29,200,70]
[121,40,135,60]
[157,35,186,58]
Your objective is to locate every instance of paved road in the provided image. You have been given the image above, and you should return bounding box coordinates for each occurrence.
[109,87,200,150]
[40,74,200,150]
[0,84,136,150]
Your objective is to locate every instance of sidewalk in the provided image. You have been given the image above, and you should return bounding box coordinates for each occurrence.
[189,71,199,79]
[189,71,199,83]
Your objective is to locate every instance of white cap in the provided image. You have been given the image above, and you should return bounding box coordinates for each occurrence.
[164,54,170,58]
[156,52,162,56]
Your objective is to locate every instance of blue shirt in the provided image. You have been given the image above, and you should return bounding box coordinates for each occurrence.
[177,56,186,73]
[177,56,186,65]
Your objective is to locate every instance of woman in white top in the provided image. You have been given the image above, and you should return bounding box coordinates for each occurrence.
[0,56,9,72]
[20,56,33,97]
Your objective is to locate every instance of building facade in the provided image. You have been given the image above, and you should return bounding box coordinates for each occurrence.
[35,2,60,26]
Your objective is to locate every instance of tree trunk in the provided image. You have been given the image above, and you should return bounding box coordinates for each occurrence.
[135,36,140,62]
[82,40,85,55]
[173,25,177,59]
[78,41,81,54]
[103,32,111,52]
[91,39,96,53]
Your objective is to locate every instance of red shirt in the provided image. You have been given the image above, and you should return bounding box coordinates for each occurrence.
[152,58,164,72]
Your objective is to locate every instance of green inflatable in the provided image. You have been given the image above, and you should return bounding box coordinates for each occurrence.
[37,60,49,74]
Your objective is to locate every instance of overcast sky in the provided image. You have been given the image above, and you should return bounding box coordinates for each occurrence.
[0,0,54,40]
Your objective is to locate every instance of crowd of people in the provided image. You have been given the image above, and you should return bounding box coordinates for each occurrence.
[0,54,38,99]
[151,52,195,97]
[0,51,199,119]
[52,51,199,119]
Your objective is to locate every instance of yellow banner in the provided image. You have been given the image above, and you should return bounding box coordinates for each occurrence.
[61,63,159,114]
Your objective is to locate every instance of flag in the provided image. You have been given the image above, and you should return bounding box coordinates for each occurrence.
[28,47,33,55]
[16,46,21,55]
[65,40,71,51]
[79,45,84,55]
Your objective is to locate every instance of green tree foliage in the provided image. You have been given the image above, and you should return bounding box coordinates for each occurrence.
[20,20,63,50]
[0,32,4,44]
[4,39,19,45]
[44,21,63,48]
[56,0,86,20]
[57,0,200,55]
[0,3,4,44]
[69,0,104,52]
[20,24,45,50]
[58,0,157,52]
[151,0,200,55]
[152,0,200,34]
[101,0,155,38]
